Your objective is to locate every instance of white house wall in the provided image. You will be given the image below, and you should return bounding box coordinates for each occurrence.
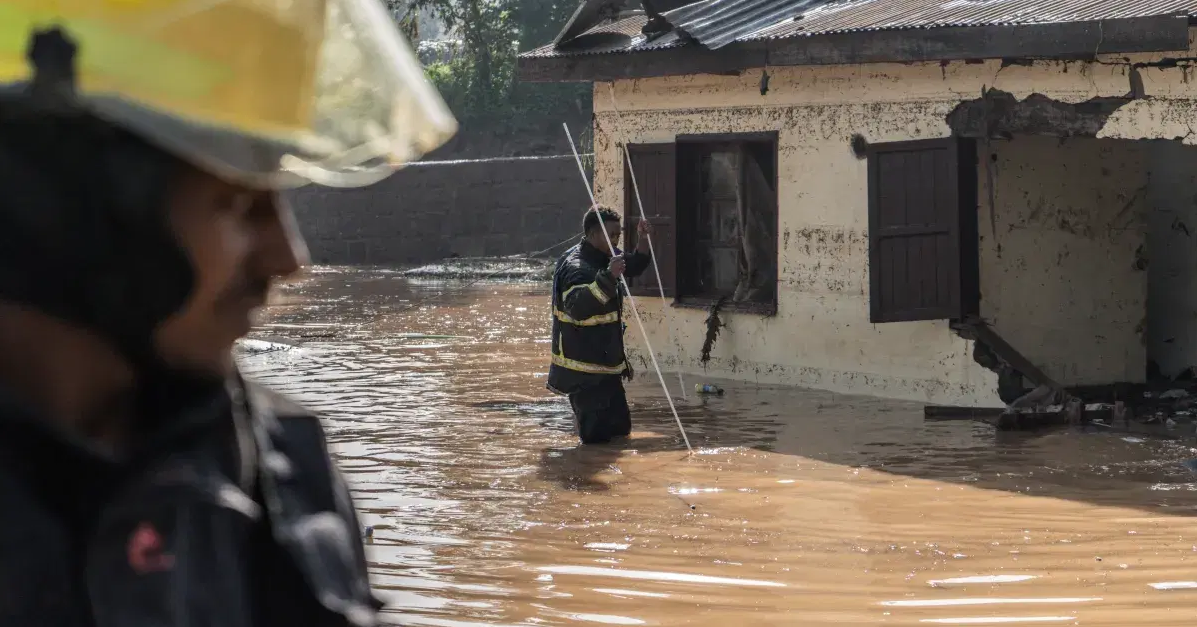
[594,39,1197,406]
[980,136,1148,387]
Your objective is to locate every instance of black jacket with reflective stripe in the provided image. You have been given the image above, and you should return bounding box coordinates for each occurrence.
[0,375,380,627]
[547,239,650,395]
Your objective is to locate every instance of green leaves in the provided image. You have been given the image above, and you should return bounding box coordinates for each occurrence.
[387,0,590,147]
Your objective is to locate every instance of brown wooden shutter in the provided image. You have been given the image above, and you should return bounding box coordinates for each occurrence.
[622,143,677,297]
[867,138,979,323]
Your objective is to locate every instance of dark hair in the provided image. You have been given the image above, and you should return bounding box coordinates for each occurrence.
[583,205,621,234]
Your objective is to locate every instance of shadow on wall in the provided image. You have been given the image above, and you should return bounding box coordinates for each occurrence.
[285,155,591,266]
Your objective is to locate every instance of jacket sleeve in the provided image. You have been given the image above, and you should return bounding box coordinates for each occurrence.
[624,250,653,280]
[559,265,619,320]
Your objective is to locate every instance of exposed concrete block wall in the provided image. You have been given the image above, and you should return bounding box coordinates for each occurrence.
[1147,141,1197,378]
[980,136,1148,387]
[286,156,590,265]
[596,44,1197,406]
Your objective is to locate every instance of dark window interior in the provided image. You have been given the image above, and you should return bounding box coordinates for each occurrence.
[622,134,779,316]
[677,135,779,313]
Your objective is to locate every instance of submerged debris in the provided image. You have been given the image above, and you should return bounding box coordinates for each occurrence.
[700,296,727,366]
[983,383,1197,438]
[1008,384,1061,410]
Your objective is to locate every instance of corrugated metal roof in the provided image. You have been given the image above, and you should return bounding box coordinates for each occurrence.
[750,0,1197,40]
[666,0,830,48]
[554,0,638,45]
[523,14,682,58]
[521,0,1197,58]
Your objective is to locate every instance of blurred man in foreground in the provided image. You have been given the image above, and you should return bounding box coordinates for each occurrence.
[0,1,455,625]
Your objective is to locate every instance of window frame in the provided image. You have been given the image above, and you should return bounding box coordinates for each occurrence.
[673,131,781,317]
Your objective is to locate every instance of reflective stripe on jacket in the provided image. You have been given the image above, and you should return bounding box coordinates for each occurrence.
[547,239,650,394]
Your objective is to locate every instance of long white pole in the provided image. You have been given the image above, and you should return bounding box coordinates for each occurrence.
[606,85,691,398]
[563,123,693,454]
[617,140,689,400]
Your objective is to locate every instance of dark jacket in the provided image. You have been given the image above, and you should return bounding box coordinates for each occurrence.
[0,374,380,627]
[547,239,651,395]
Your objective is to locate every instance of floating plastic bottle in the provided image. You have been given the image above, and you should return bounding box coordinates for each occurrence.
[695,383,724,396]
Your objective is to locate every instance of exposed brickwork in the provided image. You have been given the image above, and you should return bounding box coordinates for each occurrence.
[286,156,590,265]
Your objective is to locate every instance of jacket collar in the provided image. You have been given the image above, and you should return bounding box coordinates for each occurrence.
[0,383,124,525]
[0,373,235,520]
[0,370,230,468]
[579,238,620,267]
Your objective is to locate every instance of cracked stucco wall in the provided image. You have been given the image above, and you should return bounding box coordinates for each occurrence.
[979,136,1148,387]
[595,35,1197,406]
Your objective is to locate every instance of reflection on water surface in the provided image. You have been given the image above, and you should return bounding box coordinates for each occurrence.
[240,267,1197,626]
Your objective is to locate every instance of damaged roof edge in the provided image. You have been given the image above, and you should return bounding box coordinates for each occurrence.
[553,0,653,48]
[519,14,1192,83]
[554,0,619,47]
[663,0,834,51]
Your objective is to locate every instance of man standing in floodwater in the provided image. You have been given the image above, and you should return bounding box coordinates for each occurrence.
[548,206,653,444]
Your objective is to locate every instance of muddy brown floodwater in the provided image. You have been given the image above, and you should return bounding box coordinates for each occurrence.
[239,267,1197,627]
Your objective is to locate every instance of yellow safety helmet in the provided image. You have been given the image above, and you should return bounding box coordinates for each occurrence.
[0,0,458,189]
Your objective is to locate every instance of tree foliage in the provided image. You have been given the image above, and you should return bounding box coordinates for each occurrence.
[387,0,590,152]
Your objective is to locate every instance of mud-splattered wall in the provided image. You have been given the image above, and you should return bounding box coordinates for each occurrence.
[593,44,1197,407]
[978,137,1197,387]
[979,136,1149,387]
[593,88,996,406]
[287,156,589,265]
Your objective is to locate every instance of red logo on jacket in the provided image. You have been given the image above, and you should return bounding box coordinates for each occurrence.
[127,522,176,574]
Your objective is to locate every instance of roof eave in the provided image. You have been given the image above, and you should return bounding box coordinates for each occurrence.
[518,14,1191,83]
